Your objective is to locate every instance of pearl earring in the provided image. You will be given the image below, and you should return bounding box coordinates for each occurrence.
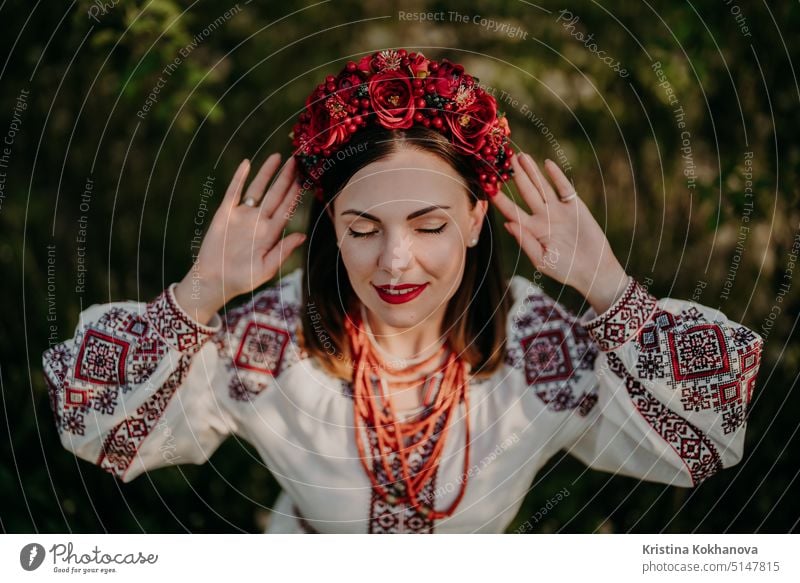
[469,238,478,247]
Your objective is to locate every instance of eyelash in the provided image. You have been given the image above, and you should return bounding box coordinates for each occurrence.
[348,224,447,238]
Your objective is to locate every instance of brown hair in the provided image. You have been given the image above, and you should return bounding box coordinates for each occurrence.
[298,125,512,381]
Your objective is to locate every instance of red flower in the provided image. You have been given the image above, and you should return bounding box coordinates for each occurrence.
[431,59,464,98]
[337,73,363,102]
[408,53,429,78]
[357,55,374,76]
[306,86,349,150]
[368,70,415,129]
[445,90,497,154]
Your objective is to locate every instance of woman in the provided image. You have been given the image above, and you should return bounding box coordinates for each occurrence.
[43,49,764,533]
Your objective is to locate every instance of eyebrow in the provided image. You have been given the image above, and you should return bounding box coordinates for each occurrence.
[340,205,451,222]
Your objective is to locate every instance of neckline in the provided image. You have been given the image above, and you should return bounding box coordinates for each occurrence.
[360,303,447,369]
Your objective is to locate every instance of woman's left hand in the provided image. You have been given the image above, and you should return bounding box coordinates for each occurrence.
[490,152,630,314]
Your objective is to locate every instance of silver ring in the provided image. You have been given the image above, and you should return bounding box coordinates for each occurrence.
[560,191,577,202]
[242,197,259,207]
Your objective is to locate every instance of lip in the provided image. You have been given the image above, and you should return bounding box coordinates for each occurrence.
[372,282,428,304]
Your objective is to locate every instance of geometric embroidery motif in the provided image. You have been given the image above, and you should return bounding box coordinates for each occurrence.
[215,275,307,403]
[234,321,290,375]
[505,286,599,417]
[668,324,730,381]
[583,277,658,352]
[96,356,191,479]
[145,284,219,355]
[606,352,723,486]
[338,377,447,534]
[520,329,573,385]
[74,329,130,385]
[636,352,665,380]
[366,397,447,534]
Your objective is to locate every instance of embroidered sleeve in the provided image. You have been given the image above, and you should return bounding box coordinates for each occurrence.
[42,284,234,483]
[507,275,765,487]
[42,270,307,483]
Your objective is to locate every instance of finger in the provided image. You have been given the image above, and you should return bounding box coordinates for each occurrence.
[521,154,560,205]
[510,153,548,211]
[261,156,298,218]
[489,188,531,225]
[243,153,282,205]
[504,221,546,271]
[544,159,578,203]
[260,232,307,282]
[221,159,251,211]
[271,177,302,223]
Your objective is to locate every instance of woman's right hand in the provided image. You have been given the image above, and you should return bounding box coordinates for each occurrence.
[174,154,306,325]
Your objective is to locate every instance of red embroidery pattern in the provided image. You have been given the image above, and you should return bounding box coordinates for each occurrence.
[606,352,723,486]
[583,277,658,352]
[214,279,307,403]
[96,356,192,479]
[341,376,447,533]
[145,284,219,355]
[42,289,204,438]
[505,288,599,416]
[631,306,763,435]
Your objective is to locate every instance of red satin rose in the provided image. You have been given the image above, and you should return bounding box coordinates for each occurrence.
[307,86,349,150]
[368,70,415,129]
[431,59,464,98]
[445,89,497,154]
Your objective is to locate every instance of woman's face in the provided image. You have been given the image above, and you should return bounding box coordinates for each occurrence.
[328,148,488,334]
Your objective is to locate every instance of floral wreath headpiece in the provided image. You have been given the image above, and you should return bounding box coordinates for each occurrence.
[289,48,516,201]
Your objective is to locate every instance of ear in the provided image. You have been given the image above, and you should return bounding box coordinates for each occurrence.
[470,199,489,237]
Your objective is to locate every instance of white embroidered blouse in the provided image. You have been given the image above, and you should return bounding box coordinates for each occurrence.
[42,267,765,533]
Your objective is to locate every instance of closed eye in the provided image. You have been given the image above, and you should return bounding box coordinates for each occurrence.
[347,224,448,238]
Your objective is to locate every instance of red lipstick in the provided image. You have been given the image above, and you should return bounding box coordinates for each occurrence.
[372,283,429,305]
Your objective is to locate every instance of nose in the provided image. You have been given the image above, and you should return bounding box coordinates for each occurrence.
[377,229,414,277]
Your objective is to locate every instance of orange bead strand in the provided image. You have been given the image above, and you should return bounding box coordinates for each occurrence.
[345,310,472,521]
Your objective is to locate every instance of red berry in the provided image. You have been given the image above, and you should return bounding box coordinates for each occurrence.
[479,173,487,181]
[346,61,357,72]
[401,57,410,67]
[326,75,336,84]
[481,145,492,157]
[348,124,357,133]
[326,82,336,92]
[414,112,424,122]
[398,49,407,57]
[353,115,363,125]
[413,88,424,97]
[425,82,436,93]
[432,117,443,129]
[360,99,370,108]
[429,62,439,72]
[412,79,423,88]
[415,97,426,108]
[422,118,431,127]
[501,173,509,180]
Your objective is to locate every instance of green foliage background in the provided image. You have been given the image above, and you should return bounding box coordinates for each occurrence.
[1,0,798,533]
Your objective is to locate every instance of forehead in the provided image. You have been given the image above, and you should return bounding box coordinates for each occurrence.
[337,149,468,212]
